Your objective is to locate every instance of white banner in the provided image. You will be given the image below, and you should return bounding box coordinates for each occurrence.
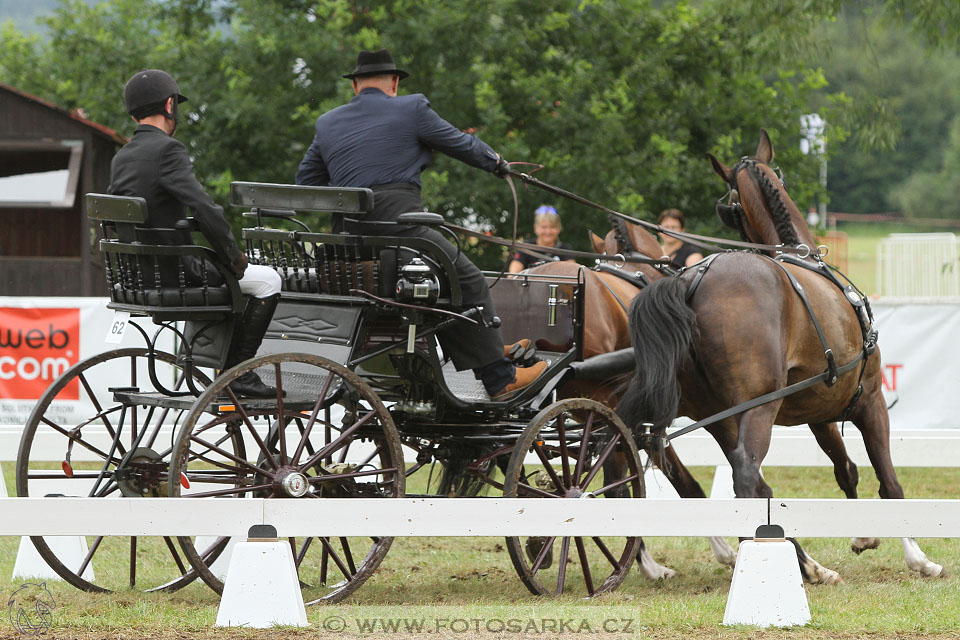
[872,300,960,429]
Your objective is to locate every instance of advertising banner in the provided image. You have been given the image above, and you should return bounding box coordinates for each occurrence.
[872,300,960,430]
[0,297,176,428]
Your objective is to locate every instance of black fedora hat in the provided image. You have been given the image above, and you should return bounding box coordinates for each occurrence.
[343,48,409,80]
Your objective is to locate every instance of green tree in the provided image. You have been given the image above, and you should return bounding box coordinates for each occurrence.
[1,0,846,265]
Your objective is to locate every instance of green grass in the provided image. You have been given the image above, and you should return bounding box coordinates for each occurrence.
[2,463,960,638]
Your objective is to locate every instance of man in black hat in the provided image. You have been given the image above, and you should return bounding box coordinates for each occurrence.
[109,69,283,397]
[295,49,545,398]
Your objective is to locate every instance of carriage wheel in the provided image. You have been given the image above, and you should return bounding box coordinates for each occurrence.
[503,398,643,597]
[168,353,404,604]
[15,348,230,593]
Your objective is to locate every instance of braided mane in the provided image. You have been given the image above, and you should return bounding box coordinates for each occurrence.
[745,161,800,246]
[610,214,634,253]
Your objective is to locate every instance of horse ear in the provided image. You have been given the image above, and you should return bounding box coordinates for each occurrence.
[756,128,774,163]
[589,231,605,254]
[707,152,733,182]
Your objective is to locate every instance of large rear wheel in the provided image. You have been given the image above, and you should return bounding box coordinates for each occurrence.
[168,353,404,604]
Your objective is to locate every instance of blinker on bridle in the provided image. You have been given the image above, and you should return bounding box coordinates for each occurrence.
[715,156,788,226]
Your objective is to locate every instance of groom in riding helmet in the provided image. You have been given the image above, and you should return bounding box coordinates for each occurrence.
[109,69,282,397]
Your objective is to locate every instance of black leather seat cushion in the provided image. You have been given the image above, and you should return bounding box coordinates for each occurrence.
[113,284,232,307]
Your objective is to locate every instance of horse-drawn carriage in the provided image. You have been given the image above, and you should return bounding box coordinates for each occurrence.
[16,181,648,602]
[17,130,941,605]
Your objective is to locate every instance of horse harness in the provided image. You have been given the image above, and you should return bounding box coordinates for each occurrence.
[663,251,878,443]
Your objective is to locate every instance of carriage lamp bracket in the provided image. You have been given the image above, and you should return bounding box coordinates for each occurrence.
[547,284,569,327]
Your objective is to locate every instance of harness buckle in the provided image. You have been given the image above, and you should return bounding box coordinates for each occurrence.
[824,348,839,386]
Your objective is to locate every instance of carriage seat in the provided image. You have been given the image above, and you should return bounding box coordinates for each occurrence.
[86,193,245,322]
[233,182,463,307]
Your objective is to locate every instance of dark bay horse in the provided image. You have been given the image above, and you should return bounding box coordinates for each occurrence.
[527,223,739,578]
[618,131,941,582]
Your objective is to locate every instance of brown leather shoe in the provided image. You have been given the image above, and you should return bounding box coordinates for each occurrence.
[491,360,547,399]
[504,338,531,357]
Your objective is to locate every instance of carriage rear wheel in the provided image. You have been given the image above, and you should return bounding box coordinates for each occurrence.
[15,348,229,593]
[167,353,405,604]
[503,398,643,597]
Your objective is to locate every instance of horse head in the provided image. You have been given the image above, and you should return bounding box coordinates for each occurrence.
[707,129,818,252]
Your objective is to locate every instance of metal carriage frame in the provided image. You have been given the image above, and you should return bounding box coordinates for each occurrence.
[16,182,647,603]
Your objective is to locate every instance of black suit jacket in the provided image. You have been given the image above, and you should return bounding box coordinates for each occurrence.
[108,124,242,284]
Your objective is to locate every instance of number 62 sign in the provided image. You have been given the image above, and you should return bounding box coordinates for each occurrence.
[105,311,130,344]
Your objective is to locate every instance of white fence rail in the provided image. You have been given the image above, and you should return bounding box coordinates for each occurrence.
[1,497,959,538]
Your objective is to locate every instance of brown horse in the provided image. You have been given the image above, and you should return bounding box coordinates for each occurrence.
[527,222,739,579]
[618,131,942,582]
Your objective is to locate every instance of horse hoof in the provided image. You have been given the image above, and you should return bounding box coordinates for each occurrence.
[805,567,842,585]
[851,537,881,555]
[920,562,944,578]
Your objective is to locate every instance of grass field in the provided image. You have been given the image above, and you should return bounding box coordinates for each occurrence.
[3,460,960,639]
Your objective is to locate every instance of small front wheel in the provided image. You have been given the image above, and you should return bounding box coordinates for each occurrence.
[504,398,643,597]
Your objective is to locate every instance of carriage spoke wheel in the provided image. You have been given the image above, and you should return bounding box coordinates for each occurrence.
[168,353,404,604]
[15,348,228,593]
[504,398,643,598]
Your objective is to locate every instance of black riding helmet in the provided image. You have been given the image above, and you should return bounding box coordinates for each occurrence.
[123,69,187,121]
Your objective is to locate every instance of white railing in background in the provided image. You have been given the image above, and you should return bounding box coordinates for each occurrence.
[877,233,959,298]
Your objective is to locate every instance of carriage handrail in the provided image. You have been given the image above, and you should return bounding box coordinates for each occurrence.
[230,181,374,214]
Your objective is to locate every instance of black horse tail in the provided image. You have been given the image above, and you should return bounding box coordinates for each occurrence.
[616,276,698,433]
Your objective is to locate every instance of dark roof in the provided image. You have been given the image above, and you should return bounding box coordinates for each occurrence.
[0,82,127,145]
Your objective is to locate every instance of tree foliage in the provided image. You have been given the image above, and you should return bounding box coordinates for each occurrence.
[2,0,859,263]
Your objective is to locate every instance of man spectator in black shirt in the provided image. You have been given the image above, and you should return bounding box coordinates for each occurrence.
[296,49,545,398]
[109,69,282,397]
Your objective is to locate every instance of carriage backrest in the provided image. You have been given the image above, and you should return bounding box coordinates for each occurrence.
[230,181,374,215]
[85,193,244,323]
[234,182,462,306]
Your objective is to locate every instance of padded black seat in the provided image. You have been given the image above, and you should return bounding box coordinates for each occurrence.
[113,284,233,307]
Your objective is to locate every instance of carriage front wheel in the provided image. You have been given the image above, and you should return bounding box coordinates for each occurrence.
[503,398,643,597]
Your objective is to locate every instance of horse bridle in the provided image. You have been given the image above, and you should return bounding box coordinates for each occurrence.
[714,157,818,259]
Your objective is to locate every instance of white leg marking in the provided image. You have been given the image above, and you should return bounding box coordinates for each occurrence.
[800,553,842,585]
[902,537,943,577]
[636,546,677,580]
[708,536,737,567]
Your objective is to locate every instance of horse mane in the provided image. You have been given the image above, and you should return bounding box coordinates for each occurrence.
[745,161,800,246]
[609,214,634,253]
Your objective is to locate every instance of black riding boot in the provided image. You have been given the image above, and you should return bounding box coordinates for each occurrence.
[224,294,280,398]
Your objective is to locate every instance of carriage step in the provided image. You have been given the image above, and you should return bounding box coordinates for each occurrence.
[112,391,318,413]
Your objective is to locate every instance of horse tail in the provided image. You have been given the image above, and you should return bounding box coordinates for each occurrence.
[617,276,698,432]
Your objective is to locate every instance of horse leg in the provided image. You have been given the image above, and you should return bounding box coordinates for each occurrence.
[850,389,943,577]
[806,421,882,553]
[730,403,842,584]
[602,450,676,580]
[809,421,859,498]
[654,442,736,567]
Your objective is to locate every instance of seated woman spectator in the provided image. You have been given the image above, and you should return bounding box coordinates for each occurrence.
[658,208,704,269]
[508,205,574,273]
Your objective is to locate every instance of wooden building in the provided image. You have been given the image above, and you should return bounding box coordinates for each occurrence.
[0,83,126,296]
